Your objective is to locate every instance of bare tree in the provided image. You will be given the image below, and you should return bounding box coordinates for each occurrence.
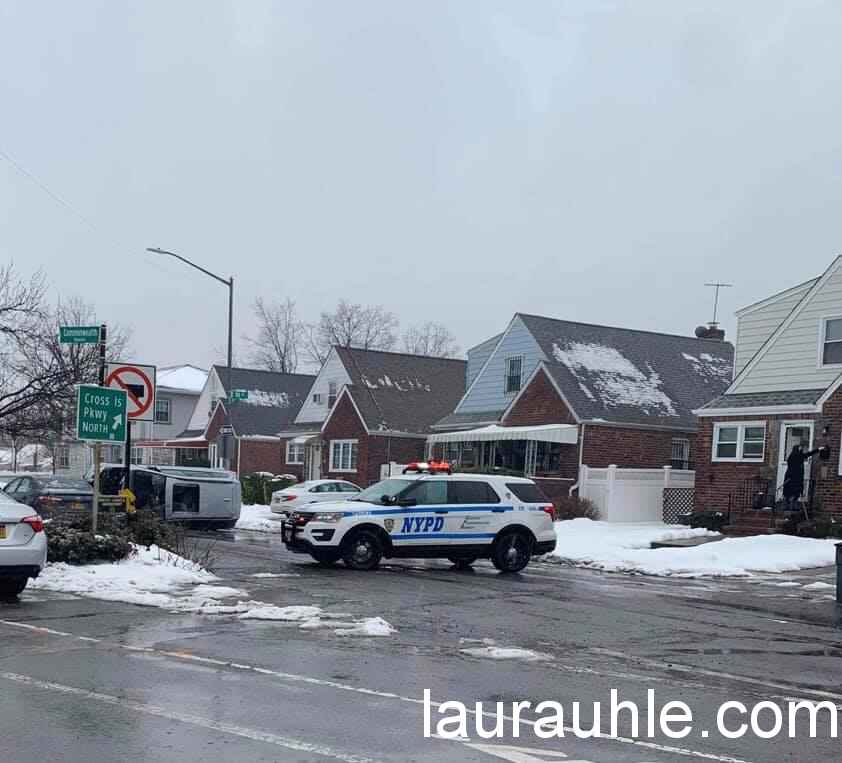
[305,300,399,365]
[402,321,460,358]
[245,297,303,374]
[13,296,132,440]
[0,263,60,422]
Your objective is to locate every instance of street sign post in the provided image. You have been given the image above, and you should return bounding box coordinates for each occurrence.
[60,325,101,344]
[76,385,127,443]
[230,389,248,402]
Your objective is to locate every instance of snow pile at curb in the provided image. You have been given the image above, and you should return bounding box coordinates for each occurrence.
[235,505,284,533]
[335,617,396,637]
[30,544,221,608]
[545,519,838,577]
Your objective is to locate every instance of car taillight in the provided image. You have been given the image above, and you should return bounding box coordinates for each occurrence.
[36,496,61,505]
[541,505,556,521]
[282,496,297,502]
[22,516,44,533]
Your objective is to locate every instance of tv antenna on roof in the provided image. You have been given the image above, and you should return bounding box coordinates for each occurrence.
[705,282,733,326]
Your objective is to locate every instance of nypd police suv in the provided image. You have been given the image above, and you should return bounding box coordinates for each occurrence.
[280,470,556,572]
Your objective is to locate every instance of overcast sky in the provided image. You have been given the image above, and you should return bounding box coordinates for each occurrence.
[2,1,842,370]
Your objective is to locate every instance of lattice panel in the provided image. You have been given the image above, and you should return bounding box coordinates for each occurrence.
[663,487,695,523]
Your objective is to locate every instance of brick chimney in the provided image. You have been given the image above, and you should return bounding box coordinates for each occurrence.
[695,323,726,341]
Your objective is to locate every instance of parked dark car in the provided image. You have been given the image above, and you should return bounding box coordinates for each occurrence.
[3,475,93,516]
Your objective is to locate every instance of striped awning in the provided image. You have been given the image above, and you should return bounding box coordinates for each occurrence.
[427,423,578,445]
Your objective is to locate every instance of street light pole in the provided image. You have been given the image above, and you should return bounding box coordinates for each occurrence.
[147,248,234,467]
[146,247,234,393]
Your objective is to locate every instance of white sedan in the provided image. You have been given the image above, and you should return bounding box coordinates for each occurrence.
[270,479,361,516]
[0,491,47,598]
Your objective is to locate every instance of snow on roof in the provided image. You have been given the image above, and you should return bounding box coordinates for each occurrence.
[243,390,290,408]
[158,364,208,393]
[360,374,432,392]
[681,352,733,382]
[552,342,677,417]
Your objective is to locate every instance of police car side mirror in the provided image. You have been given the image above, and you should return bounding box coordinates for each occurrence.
[381,495,395,506]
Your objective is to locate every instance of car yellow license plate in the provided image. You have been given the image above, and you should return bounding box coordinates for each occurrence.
[0,526,6,539]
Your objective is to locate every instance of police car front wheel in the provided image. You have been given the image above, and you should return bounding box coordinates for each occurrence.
[491,530,533,573]
[341,529,384,571]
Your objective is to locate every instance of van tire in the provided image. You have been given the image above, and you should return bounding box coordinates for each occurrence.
[491,530,532,573]
[341,529,383,571]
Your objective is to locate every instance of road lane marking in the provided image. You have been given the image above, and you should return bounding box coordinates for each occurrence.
[0,670,380,763]
[0,619,755,763]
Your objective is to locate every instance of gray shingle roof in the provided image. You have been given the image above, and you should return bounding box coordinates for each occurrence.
[213,366,316,437]
[431,410,504,430]
[517,314,735,429]
[334,347,466,434]
[699,389,825,411]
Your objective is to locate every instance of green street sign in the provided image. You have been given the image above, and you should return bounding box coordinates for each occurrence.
[230,389,248,402]
[76,385,127,443]
[60,325,100,344]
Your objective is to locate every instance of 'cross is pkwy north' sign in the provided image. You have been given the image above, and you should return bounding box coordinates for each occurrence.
[76,384,127,443]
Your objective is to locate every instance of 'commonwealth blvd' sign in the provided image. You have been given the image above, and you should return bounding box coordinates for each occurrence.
[76,385,127,443]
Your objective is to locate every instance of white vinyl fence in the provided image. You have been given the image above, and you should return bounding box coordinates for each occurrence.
[579,465,695,523]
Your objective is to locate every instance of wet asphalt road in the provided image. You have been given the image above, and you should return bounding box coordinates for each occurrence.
[1,528,841,762]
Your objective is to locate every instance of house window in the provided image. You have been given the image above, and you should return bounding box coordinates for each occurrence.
[55,446,70,469]
[130,447,144,465]
[328,381,338,408]
[504,356,523,394]
[671,438,691,470]
[821,317,842,366]
[712,423,766,462]
[286,441,306,465]
[154,397,172,424]
[330,439,358,472]
[312,393,323,405]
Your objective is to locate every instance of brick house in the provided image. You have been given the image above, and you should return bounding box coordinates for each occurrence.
[428,313,734,508]
[166,366,315,478]
[694,256,842,528]
[299,347,466,487]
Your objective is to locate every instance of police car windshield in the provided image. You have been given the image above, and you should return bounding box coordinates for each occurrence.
[351,479,415,504]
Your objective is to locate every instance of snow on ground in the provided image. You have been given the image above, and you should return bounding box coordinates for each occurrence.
[460,638,550,662]
[235,505,284,533]
[31,544,219,608]
[546,518,839,578]
[31,545,396,634]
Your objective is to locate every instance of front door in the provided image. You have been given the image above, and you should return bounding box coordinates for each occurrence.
[777,422,814,496]
[306,444,321,481]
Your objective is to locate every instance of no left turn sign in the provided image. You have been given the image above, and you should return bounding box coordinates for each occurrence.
[105,363,157,422]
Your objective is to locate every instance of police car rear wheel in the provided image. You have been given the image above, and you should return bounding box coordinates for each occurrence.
[449,557,477,570]
[341,529,383,571]
[491,530,532,573]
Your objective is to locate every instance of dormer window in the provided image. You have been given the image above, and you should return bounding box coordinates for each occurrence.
[504,356,523,394]
[821,317,842,367]
[328,381,338,408]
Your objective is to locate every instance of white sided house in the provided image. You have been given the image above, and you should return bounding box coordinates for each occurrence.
[694,255,842,530]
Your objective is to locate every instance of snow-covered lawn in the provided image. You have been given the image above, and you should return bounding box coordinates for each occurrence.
[235,504,284,533]
[30,544,227,608]
[546,518,839,578]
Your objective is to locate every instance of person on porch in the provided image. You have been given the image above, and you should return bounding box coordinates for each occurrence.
[782,441,820,512]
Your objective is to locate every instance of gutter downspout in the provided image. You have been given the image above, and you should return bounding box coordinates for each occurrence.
[569,423,585,497]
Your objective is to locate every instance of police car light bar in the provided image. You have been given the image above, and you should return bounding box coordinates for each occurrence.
[402,460,452,475]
